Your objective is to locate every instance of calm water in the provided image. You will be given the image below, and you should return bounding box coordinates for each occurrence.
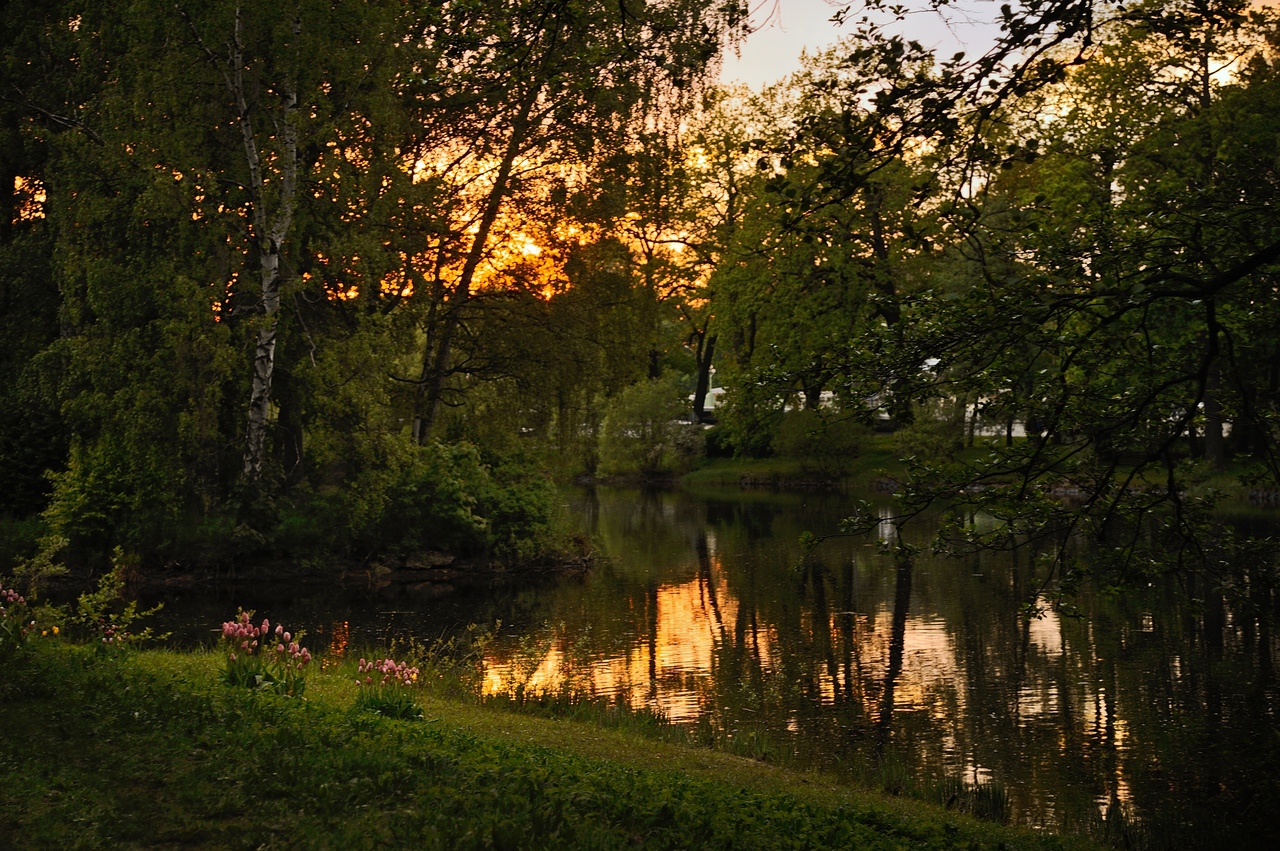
[148,486,1280,846]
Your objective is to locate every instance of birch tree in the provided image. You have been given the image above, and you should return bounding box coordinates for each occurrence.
[174,1,410,483]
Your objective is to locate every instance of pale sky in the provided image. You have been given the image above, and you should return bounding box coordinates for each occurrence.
[719,0,1007,90]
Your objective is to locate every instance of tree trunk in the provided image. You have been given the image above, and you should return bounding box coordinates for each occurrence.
[227,6,299,482]
[1203,360,1226,471]
[415,88,538,440]
[692,332,716,422]
[184,4,299,483]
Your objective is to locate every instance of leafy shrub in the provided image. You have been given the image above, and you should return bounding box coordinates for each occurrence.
[376,441,561,562]
[294,439,562,564]
[220,610,312,696]
[893,401,965,463]
[771,408,869,475]
[68,550,166,654]
[597,376,703,476]
[469,447,562,562]
[714,381,784,458]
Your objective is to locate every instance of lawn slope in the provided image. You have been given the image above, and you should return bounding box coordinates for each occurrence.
[0,645,1093,850]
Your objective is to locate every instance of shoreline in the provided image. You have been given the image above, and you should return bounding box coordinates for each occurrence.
[0,642,1100,850]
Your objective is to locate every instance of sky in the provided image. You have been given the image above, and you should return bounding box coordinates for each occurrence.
[718,0,1008,90]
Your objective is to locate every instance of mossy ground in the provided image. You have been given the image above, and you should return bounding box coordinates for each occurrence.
[0,643,1097,850]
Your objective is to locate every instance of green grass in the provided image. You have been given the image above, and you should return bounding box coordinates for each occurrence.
[683,433,1274,514]
[0,642,1096,850]
[683,437,908,491]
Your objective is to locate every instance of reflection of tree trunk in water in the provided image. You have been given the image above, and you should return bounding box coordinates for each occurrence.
[646,581,659,701]
[1256,582,1273,687]
[1202,587,1225,802]
[876,559,913,753]
[580,486,601,538]
[1011,608,1031,723]
[731,559,765,698]
[1099,653,1119,816]
[749,609,765,698]
[725,584,753,709]
[1004,543,1031,727]
[808,562,841,706]
[839,560,860,707]
[696,533,726,640]
[1058,646,1079,761]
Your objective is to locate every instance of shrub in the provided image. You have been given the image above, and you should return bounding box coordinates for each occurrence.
[714,382,784,458]
[68,550,166,654]
[294,439,562,564]
[376,441,561,562]
[771,408,869,475]
[597,376,703,477]
[893,401,965,463]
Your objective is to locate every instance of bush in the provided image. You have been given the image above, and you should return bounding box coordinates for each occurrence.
[300,439,562,564]
[714,382,783,458]
[771,409,869,475]
[893,401,965,463]
[597,376,704,477]
[67,550,166,654]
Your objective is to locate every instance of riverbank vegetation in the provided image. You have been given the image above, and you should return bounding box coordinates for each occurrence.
[0,629,1098,850]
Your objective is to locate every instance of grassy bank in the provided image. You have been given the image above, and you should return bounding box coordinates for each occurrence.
[0,643,1094,850]
[682,434,1266,509]
[682,438,907,491]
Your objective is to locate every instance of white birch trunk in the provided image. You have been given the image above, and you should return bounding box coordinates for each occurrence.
[224,5,299,481]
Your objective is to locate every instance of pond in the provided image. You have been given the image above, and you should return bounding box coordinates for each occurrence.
[147,485,1279,847]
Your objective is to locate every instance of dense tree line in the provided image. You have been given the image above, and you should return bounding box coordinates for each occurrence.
[0,0,747,572]
[697,0,1280,601]
[3,0,1279,598]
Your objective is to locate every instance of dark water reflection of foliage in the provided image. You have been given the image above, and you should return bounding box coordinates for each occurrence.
[502,487,1280,848]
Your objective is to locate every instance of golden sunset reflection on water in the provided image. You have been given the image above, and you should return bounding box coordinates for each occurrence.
[482,558,763,722]
[480,561,1015,734]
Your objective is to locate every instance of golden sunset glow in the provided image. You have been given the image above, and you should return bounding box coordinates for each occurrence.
[13,176,45,222]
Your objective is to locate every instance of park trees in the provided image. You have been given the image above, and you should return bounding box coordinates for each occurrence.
[391,0,748,441]
[0,0,748,568]
[768,0,1280,597]
[705,40,949,456]
[683,1,1279,601]
[17,0,420,560]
